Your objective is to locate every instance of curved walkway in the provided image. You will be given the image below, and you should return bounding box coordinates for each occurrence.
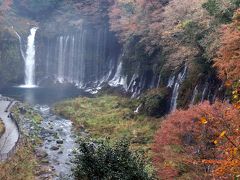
[0,99,19,156]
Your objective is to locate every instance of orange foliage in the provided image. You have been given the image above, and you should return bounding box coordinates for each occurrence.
[109,0,210,66]
[152,101,240,179]
[214,9,240,82]
[109,0,164,53]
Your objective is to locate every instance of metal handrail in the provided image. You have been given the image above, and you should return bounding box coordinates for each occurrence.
[4,100,14,113]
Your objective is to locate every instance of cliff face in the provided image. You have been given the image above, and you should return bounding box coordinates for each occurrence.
[105,0,225,110]
[0,28,24,88]
[0,0,225,112]
[35,23,120,89]
[33,0,121,90]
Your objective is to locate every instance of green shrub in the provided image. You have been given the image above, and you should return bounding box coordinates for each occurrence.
[140,88,169,117]
[181,20,203,44]
[73,138,153,180]
[202,0,240,23]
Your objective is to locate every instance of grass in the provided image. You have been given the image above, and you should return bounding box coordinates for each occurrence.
[0,140,38,180]
[0,103,44,179]
[25,111,43,124]
[54,95,161,151]
[11,103,43,124]
[0,119,5,137]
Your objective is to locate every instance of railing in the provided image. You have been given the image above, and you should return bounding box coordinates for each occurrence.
[5,100,14,113]
[0,103,21,161]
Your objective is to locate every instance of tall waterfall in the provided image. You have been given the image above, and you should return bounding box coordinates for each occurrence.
[25,27,38,87]
[37,25,165,96]
[39,25,120,90]
[19,27,38,88]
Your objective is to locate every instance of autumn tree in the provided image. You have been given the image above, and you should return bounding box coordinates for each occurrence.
[214,9,240,82]
[109,0,211,66]
[109,0,165,53]
[152,101,240,179]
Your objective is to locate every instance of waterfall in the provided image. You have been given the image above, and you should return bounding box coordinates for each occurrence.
[131,75,146,98]
[38,24,132,94]
[46,40,50,75]
[19,27,38,88]
[79,29,87,87]
[13,29,26,60]
[134,104,142,114]
[127,73,138,92]
[169,65,187,112]
[57,36,69,83]
[167,75,175,88]
[201,83,208,102]
[150,75,156,89]
[49,26,114,89]
[25,27,38,87]
[157,72,162,88]
[190,85,198,105]
[108,62,127,89]
[68,36,75,83]
[212,82,224,102]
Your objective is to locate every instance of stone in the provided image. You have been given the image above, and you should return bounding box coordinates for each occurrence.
[57,128,63,132]
[50,146,59,151]
[35,148,48,158]
[41,159,49,164]
[79,125,85,132]
[56,140,63,144]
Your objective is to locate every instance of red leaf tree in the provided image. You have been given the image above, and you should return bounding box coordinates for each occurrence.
[152,101,240,179]
[214,9,240,82]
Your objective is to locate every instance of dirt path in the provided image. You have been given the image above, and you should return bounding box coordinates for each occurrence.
[0,99,19,155]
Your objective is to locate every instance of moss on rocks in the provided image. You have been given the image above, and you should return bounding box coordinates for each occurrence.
[140,88,170,117]
[0,28,24,87]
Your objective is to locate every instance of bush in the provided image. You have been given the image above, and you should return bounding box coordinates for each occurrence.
[181,20,203,44]
[140,88,169,117]
[73,138,152,180]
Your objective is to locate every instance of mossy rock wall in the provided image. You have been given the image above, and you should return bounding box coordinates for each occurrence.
[0,28,24,88]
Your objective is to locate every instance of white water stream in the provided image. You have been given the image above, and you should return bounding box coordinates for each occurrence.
[18,27,38,88]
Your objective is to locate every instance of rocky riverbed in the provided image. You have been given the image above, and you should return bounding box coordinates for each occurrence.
[35,105,77,179]
[11,102,79,179]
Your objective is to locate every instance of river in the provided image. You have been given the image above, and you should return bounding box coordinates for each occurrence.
[0,86,85,179]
